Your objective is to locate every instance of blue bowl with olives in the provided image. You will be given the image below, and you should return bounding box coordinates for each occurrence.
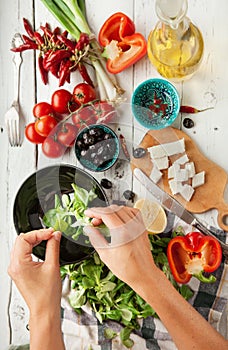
[132,78,180,129]
[75,124,120,172]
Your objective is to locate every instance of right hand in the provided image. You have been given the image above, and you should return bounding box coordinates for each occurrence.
[84,205,156,287]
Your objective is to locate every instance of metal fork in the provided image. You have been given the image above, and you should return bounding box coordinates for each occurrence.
[5,33,23,147]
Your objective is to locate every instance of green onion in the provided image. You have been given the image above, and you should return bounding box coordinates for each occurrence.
[40,0,125,101]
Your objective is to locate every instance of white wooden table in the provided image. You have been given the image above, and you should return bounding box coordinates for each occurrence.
[1,0,228,348]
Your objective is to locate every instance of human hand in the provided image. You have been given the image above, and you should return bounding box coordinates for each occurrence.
[84,205,156,288]
[8,228,62,318]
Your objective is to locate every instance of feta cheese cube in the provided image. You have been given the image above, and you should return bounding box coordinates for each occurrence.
[174,153,189,165]
[162,138,185,156]
[169,179,183,195]
[153,156,169,170]
[185,162,196,178]
[192,171,205,188]
[148,144,166,159]
[168,163,180,179]
[150,165,163,183]
[174,168,189,182]
[180,184,195,201]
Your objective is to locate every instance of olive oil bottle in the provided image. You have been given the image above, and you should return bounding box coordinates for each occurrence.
[147,0,204,81]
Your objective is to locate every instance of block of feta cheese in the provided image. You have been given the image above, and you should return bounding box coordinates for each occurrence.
[168,163,180,179]
[168,179,183,195]
[161,138,185,156]
[174,168,189,182]
[180,184,195,201]
[150,165,163,183]
[192,171,205,188]
[153,155,169,170]
[174,153,189,165]
[148,144,166,159]
[185,162,196,178]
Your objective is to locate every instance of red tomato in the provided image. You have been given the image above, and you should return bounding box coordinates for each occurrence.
[51,89,73,114]
[42,137,66,158]
[25,122,46,144]
[93,101,117,124]
[72,105,97,128]
[57,123,78,147]
[33,102,54,118]
[73,83,96,105]
[35,115,58,137]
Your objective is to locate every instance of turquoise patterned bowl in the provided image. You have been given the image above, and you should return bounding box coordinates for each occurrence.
[131,78,180,129]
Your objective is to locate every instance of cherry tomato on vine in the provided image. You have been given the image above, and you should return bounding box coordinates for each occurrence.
[42,137,66,158]
[73,83,97,105]
[25,122,46,144]
[33,102,54,118]
[57,123,78,147]
[72,105,97,127]
[51,89,73,114]
[93,101,117,124]
[35,115,58,137]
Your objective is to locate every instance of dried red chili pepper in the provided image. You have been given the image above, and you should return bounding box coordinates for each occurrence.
[40,25,53,39]
[11,43,35,52]
[78,63,94,87]
[119,134,130,161]
[22,35,38,49]
[57,35,75,52]
[38,56,48,85]
[45,50,71,69]
[180,105,214,114]
[49,63,60,78]
[34,32,44,46]
[75,33,89,51]
[23,18,34,39]
[58,59,72,87]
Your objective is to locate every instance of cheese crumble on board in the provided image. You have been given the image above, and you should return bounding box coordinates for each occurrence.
[148,138,205,201]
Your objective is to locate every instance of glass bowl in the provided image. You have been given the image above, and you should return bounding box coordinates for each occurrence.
[75,124,120,172]
[131,78,180,129]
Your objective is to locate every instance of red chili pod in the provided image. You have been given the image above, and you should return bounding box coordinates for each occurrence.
[57,35,75,52]
[34,31,44,46]
[180,105,214,114]
[38,56,48,85]
[58,59,72,87]
[22,35,38,49]
[23,18,34,39]
[45,50,71,69]
[78,62,94,87]
[11,43,35,52]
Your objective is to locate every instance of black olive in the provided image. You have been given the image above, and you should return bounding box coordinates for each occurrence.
[76,140,85,150]
[123,190,135,201]
[183,117,194,128]
[80,149,87,157]
[82,132,89,140]
[100,178,113,189]
[133,147,146,158]
[104,133,112,140]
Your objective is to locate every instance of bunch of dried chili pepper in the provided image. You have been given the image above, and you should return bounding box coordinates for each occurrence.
[11,18,94,87]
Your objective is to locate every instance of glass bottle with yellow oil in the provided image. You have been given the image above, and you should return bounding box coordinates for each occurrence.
[147,0,204,81]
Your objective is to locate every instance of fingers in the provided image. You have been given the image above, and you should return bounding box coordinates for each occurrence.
[45,231,61,265]
[83,225,108,249]
[13,228,54,260]
[85,205,131,228]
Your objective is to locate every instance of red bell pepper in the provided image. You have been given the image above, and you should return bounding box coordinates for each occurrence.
[167,232,222,284]
[98,12,147,74]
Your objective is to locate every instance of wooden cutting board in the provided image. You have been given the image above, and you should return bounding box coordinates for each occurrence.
[131,127,228,232]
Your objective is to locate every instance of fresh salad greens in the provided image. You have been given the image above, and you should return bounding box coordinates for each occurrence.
[43,183,100,241]
[61,227,194,348]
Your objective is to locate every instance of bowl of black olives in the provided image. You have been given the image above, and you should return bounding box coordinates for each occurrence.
[75,124,120,172]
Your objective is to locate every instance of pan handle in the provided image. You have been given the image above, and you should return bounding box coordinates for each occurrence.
[216,200,228,232]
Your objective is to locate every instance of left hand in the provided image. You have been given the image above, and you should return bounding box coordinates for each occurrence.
[8,228,62,318]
